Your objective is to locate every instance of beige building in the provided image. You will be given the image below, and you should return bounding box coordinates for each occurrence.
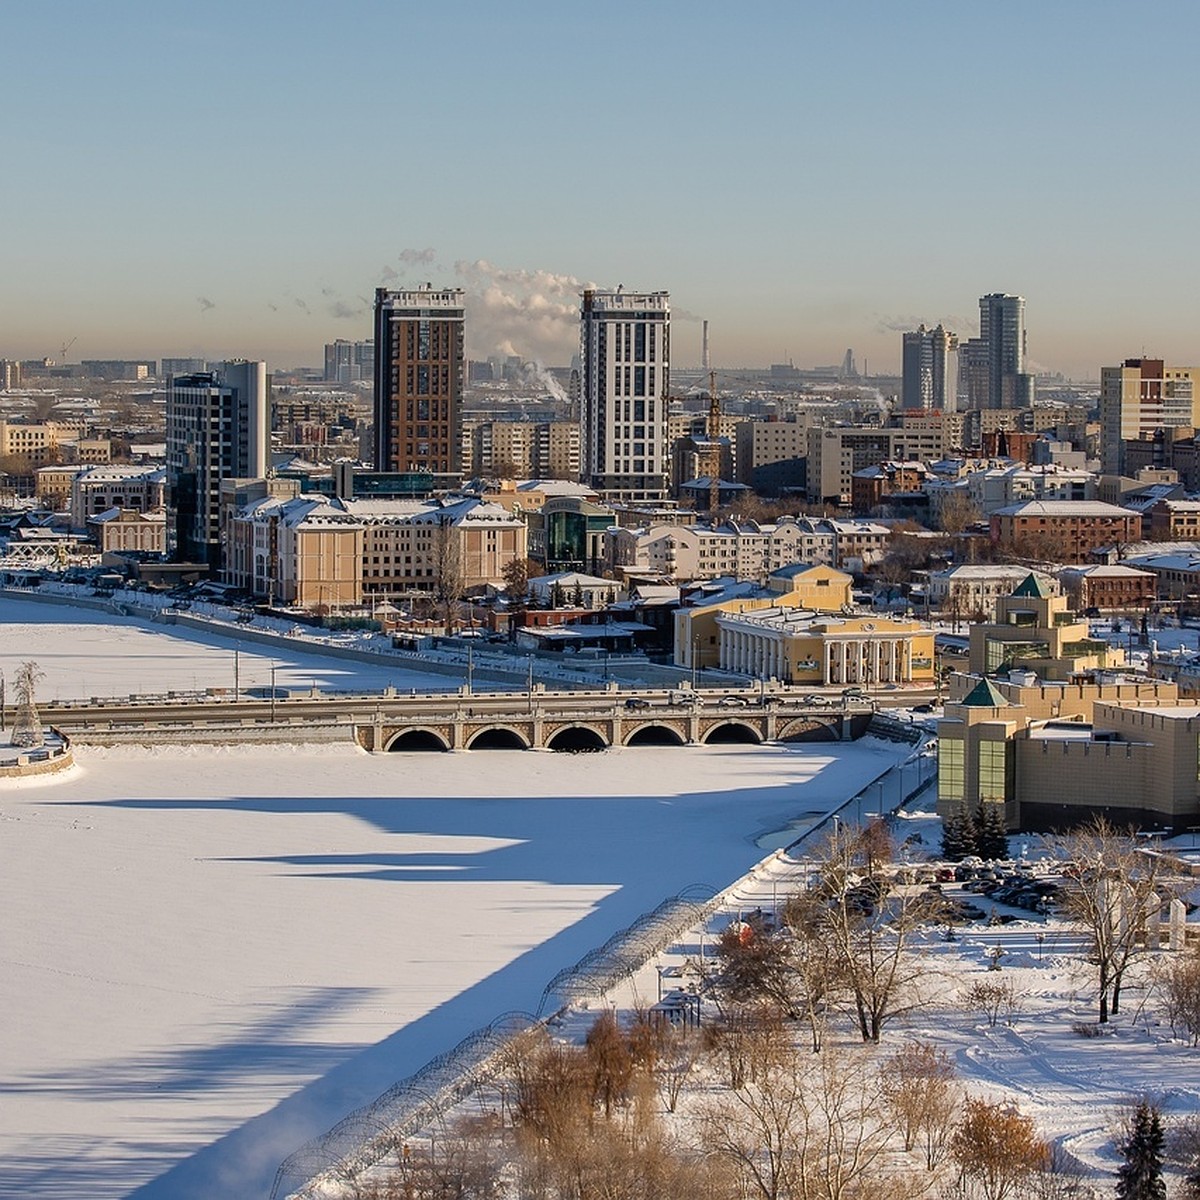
[1101,357,1200,476]
[0,420,65,465]
[36,465,88,510]
[227,494,525,609]
[968,573,1123,680]
[937,673,1198,831]
[87,507,167,554]
[69,466,168,529]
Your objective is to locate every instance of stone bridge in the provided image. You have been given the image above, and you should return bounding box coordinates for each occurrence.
[45,687,874,751]
[358,694,870,752]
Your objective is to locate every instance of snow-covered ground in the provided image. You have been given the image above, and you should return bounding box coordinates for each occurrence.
[0,598,911,1199]
[0,595,458,701]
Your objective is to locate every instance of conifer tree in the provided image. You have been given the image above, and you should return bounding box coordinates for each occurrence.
[977,803,1010,861]
[1116,1099,1167,1200]
[941,804,976,861]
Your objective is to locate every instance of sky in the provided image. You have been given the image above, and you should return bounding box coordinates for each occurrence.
[5,1,1200,379]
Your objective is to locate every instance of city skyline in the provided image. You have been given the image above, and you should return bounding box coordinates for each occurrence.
[6,1,1200,379]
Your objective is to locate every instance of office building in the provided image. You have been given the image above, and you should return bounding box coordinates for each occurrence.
[324,338,375,384]
[901,323,958,411]
[976,293,1034,409]
[373,286,465,477]
[579,289,670,502]
[166,360,269,568]
[1100,357,1200,476]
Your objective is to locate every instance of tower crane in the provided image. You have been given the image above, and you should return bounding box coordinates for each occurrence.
[706,368,722,516]
[53,337,76,364]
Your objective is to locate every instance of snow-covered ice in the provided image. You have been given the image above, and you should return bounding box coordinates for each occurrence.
[0,593,909,1199]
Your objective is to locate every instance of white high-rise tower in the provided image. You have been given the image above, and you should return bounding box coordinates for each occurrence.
[579,289,670,501]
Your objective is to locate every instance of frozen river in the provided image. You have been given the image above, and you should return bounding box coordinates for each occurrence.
[0,597,908,1199]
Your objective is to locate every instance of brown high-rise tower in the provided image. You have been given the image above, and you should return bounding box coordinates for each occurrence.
[373,286,465,475]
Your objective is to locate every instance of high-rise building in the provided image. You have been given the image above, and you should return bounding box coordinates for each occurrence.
[324,338,374,383]
[166,360,268,568]
[579,288,670,501]
[901,324,958,411]
[976,293,1034,409]
[373,286,465,476]
[1100,358,1200,476]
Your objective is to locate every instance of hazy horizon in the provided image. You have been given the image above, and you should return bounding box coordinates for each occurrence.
[7,1,1199,381]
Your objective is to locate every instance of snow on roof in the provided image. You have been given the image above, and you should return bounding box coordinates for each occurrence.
[992,500,1139,517]
[1059,564,1155,578]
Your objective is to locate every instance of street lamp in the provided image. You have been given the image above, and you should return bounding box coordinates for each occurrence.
[270,664,278,723]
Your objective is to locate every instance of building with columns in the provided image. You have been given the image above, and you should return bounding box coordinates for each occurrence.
[711,609,934,686]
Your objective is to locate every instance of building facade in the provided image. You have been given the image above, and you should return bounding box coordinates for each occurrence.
[1100,358,1200,476]
[977,292,1034,410]
[579,289,670,502]
[901,323,958,411]
[165,361,268,568]
[373,287,465,476]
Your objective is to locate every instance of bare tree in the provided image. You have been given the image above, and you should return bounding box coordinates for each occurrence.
[703,1038,900,1200]
[432,516,466,635]
[966,978,1019,1028]
[1056,818,1178,1024]
[809,829,946,1043]
[1156,946,1200,1045]
[880,1041,961,1169]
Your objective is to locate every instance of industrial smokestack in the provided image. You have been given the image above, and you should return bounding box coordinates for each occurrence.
[702,320,710,371]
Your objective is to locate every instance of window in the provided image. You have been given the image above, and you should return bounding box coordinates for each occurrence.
[938,737,965,802]
[978,741,1008,803]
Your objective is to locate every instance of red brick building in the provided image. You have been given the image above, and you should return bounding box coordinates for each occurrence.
[1058,564,1157,611]
[990,500,1141,563]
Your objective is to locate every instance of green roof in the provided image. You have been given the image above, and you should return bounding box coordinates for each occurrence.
[1011,573,1051,599]
[960,677,1011,707]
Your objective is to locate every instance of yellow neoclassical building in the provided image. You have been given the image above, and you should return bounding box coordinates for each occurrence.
[712,609,935,686]
[672,564,933,686]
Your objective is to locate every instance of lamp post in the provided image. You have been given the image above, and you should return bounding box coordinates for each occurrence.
[0,670,5,732]
[270,664,278,723]
[692,636,700,691]
[466,642,474,696]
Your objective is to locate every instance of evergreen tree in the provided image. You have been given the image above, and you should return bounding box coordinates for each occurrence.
[977,803,1010,861]
[1116,1100,1167,1200]
[941,804,976,861]
[550,581,565,609]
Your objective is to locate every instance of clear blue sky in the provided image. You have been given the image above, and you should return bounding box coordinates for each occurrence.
[5,1,1199,378]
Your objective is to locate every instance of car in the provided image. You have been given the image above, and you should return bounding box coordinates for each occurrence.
[801,694,832,706]
[718,695,750,707]
[624,697,650,710]
[913,703,935,714]
[841,687,867,698]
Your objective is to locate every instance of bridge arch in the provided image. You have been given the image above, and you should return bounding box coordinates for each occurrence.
[467,726,530,750]
[546,724,608,753]
[625,723,687,747]
[385,728,450,752]
[777,716,841,743]
[703,720,762,745]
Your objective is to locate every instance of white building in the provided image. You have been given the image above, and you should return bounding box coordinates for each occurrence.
[926,564,1059,613]
[580,289,669,503]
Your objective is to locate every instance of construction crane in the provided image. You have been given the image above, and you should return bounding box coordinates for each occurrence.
[706,368,722,516]
[52,337,76,364]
